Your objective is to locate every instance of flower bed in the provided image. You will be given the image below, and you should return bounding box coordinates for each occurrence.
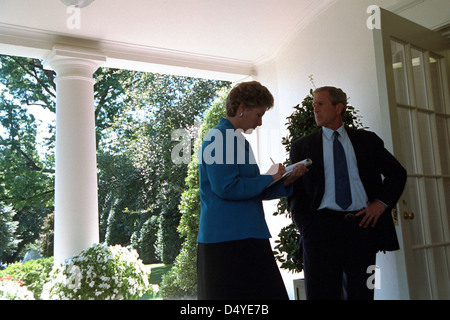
[0,275,35,300]
[41,243,150,300]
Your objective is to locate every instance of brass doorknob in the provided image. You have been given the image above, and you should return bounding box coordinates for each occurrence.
[404,211,415,220]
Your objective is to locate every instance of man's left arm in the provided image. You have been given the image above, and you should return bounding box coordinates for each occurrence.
[357,132,407,228]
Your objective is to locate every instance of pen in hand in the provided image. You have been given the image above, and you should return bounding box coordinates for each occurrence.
[268,157,286,178]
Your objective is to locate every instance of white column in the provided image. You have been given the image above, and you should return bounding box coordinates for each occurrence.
[44,46,106,264]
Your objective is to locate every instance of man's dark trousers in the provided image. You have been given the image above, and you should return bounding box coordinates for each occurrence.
[302,209,377,300]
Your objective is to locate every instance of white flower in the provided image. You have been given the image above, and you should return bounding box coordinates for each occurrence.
[0,278,35,300]
[41,243,150,300]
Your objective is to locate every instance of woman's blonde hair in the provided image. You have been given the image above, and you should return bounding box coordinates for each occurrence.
[226,81,274,117]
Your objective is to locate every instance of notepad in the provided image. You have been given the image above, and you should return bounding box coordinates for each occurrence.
[266,158,312,187]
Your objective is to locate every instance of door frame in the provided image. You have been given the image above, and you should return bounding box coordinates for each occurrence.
[373,8,450,299]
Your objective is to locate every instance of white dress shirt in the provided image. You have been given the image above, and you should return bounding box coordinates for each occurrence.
[318,125,368,211]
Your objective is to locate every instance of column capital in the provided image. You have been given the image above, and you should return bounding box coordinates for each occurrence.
[44,44,107,77]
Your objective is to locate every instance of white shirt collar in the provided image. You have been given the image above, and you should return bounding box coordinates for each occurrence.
[322,125,346,140]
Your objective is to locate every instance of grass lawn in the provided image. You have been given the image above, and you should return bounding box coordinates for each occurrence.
[140,263,173,300]
[148,263,173,285]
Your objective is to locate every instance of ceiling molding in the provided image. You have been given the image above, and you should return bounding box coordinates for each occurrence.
[386,0,424,13]
[0,22,254,81]
[435,23,450,40]
[384,0,450,38]
[1,0,448,79]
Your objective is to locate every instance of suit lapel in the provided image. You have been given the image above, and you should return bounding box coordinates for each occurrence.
[307,129,324,169]
[345,127,366,169]
[345,127,361,158]
[345,127,371,192]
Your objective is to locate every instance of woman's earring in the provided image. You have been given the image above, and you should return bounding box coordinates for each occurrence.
[239,112,243,118]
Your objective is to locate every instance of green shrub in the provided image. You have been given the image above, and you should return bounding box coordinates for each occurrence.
[0,257,53,299]
[160,87,229,299]
[41,243,150,300]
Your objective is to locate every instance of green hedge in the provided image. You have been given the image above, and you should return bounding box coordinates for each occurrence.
[0,257,53,299]
[160,88,229,299]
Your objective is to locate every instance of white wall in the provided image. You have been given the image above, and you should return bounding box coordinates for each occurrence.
[254,60,303,300]
[254,0,413,300]
[273,0,395,135]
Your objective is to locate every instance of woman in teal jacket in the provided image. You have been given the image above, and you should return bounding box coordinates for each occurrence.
[197,81,307,300]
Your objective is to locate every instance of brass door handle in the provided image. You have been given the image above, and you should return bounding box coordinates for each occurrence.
[404,211,415,220]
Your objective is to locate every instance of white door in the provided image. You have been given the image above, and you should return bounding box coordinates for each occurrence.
[375,9,450,299]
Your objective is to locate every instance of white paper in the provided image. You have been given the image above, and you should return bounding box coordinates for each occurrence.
[266,158,312,187]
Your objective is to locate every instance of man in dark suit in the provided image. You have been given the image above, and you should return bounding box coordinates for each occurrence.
[288,86,407,300]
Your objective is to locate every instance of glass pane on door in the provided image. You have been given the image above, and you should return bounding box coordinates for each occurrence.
[397,107,417,173]
[412,249,432,299]
[404,177,425,246]
[391,40,409,105]
[411,48,429,109]
[417,112,436,175]
[445,179,450,237]
[436,116,450,175]
[429,55,445,113]
[430,246,450,299]
[424,178,444,243]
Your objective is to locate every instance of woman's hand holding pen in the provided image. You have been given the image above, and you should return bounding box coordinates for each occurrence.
[267,162,287,181]
[267,158,308,185]
[266,158,286,181]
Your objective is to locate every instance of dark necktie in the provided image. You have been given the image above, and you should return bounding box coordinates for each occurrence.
[333,131,352,210]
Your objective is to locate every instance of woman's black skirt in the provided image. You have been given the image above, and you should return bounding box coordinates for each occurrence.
[197,238,289,300]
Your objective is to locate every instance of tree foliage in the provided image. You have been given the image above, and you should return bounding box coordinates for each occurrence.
[160,87,229,299]
[0,56,57,261]
[0,53,230,264]
[0,203,19,261]
[98,72,230,263]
